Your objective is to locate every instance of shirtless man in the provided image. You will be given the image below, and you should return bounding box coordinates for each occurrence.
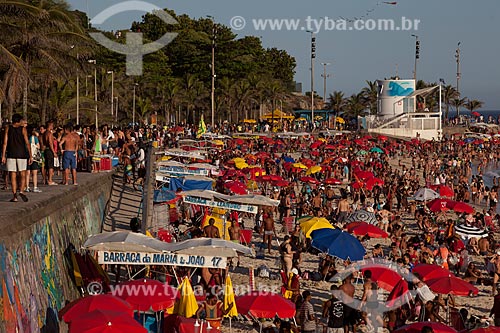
[339,274,356,333]
[337,195,350,224]
[325,186,336,214]
[40,121,57,185]
[360,270,377,309]
[479,237,490,255]
[59,124,80,185]
[260,210,276,254]
[203,218,220,238]
[228,219,241,266]
[312,192,322,216]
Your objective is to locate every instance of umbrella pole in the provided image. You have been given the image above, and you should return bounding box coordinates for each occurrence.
[173,267,180,286]
[230,317,232,333]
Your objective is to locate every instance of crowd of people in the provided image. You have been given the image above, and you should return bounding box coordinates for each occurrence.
[0,114,152,202]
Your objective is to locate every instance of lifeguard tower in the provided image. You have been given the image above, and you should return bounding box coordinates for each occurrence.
[362,79,442,140]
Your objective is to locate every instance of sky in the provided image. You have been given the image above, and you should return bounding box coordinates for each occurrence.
[69,0,500,110]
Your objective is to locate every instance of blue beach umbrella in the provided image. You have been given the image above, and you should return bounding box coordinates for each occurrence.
[463,137,475,144]
[283,156,295,163]
[311,228,366,261]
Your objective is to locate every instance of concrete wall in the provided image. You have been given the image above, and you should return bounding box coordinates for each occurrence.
[0,173,113,333]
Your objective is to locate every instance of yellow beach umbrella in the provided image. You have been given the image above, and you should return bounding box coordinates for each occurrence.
[175,277,198,318]
[213,140,224,146]
[336,116,345,124]
[300,217,334,238]
[306,165,322,175]
[232,157,246,163]
[224,274,238,318]
[161,156,172,161]
[235,162,249,170]
[295,117,307,122]
[318,138,327,142]
[243,119,257,124]
[292,162,308,169]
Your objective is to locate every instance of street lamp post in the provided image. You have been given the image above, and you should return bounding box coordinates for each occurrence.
[321,62,331,102]
[76,68,80,126]
[455,42,461,117]
[88,60,98,128]
[107,71,114,120]
[411,34,419,81]
[207,16,217,130]
[306,31,316,128]
[115,96,118,123]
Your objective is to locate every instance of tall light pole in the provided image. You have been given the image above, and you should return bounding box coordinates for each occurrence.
[455,42,461,117]
[115,96,118,123]
[107,71,114,120]
[207,16,216,130]
[88,60,98,128]
[411,34,419,81]
[320,62,331,102]
[132,83,138,127]
[76,64,80,126]
[306,30,316,128]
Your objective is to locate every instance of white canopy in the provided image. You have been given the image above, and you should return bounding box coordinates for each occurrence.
[83,231,169,253]
[168,238,254,257]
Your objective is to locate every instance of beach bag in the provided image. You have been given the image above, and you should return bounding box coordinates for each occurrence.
[30,137,41,162]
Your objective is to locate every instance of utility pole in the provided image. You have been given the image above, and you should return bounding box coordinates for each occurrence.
[107,70,114,119]
[207,16,216,130]
[88,60,98,128]
[306,31,316,128]
[455,42,461,117]
[412,34,419,81]
[321,62,331,102]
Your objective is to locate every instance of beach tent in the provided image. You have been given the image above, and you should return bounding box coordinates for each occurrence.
[168,175,213,192]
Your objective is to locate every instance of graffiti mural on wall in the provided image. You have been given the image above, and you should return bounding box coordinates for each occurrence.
[0,187,109,333]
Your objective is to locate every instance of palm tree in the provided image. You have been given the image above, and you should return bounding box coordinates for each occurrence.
[345,93,366,118]
[465,99,484,113]
[441,85,458,120]
[136,97,152,124]
[450,97,467,117]
[361,80,378,115]
[162,79,181,124]
[0,1,87,122]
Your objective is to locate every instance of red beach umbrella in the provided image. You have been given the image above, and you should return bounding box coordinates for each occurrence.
[236,292,296,318]
[453,202,475,214]
[299,176,320,185]
[324,178,342,185]
[412,264,454,282]
[386,279,410,307]
[472,111,481,117]
[360,266,402,291]
[347,222,388,239]
[365,177,384,190]
[426,275,478,296]
[59,295,134,323]
[355,170,374,180]
[115,279,178,311]
[69,310,147,333]
[273,180,290,187]
[394,322,457,333]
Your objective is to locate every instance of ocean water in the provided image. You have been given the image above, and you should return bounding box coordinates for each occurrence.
[472,162,500,214]
[448,110,500,120]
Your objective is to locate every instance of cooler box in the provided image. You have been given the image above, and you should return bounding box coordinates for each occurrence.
[100,157,111,171]
[112,156,119,167]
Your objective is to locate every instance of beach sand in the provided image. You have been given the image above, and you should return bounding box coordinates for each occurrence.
[218,154,495,333]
